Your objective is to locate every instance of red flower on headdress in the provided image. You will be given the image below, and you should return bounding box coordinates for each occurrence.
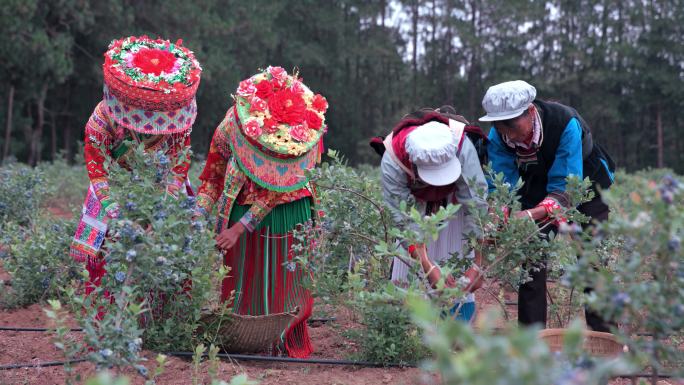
[132,48,177,76]
[312,94,328,113]
[268,88,306,125]
[304,110,323,130]
[255,80,274,100]
[263,117,279,133]
[275,78,287,90]
[189,69,201,83]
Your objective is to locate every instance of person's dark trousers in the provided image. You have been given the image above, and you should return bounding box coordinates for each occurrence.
[518,219,554,327]
[578,196,614,332]
[518,262,548,326]
[517,196,616,331]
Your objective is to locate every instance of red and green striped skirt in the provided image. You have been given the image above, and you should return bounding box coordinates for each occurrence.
[222,197,314,358]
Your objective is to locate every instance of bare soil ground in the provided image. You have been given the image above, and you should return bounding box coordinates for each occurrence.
[0,200,680,384]
[2,275,680,385]
[0,270,431,385]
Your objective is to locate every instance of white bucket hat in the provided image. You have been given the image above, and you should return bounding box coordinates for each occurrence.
[405,121,461,186]
[479,80,536,122]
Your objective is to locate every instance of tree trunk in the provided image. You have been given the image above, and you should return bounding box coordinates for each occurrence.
[50,109,57,161]
[63,116,72,163]
[445,0,454,105]
[656,104,663,168]
[30,84,48,166]
[430,0,437,87]
[467,1,479,118]
[2,84,14,164]
[411,1,419,105]
[63,88,73,163]
[24,104,34,165]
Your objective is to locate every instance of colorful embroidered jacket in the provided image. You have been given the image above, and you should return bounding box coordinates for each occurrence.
[196,116,312,233]
[70,102,191,262]
[85,102,191,209]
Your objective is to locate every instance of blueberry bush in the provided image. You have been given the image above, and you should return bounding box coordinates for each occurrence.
[1,218,79,308]
[0,161,50,226]
[1,147,681,384]
[300,151,597,365]
[71,143,222,370]
[0,158,82,309]
[565,170,684,379]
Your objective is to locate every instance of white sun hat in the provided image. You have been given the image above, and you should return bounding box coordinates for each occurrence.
[405,121,461,186]
[479,80,536,122]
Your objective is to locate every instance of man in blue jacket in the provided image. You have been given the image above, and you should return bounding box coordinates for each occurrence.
[480,80,614,331]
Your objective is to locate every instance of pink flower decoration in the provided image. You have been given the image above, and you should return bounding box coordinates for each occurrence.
[290,80,305,95]
[289,124,309,142]
[267,66,288,82]
[243,119,262,138]
[236,79,257,97]
[249,96,268,113]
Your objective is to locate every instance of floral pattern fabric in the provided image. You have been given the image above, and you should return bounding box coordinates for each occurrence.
[84,102,191,207]
[197,123,311,232]
[71,101,191,262]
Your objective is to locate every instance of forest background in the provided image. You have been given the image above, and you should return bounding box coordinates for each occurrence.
[1,0,682,171]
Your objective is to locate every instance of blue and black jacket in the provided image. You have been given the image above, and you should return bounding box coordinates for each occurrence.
[487,100,615,216]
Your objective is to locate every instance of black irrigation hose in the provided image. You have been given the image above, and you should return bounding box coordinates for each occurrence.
[0,323,678,375]
[0,354,412,371]
[611,373,676,379]
[0,326,83,332]
[309,317,336,323]
[0,359,87,370]
[0,356,677,379]
[0,318,335,333]
[164,351,414,368]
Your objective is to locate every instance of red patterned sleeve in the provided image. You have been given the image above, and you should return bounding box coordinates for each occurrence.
[196,126,230,215]
[239,189,278,231]
[84,102,119,217]
[167,134,192,196]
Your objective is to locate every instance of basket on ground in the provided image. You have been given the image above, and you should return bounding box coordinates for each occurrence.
[198,308,298,353]
[539,328,625,357]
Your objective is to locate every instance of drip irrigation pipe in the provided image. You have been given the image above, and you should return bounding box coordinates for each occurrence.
[0,326,83,332]
[165,351,413,367]
[0,317,335,333]
[0,354,412,371]
[0,359,86,370]
[611,373,675,379]
[0,356,677,380]
[0,324,666,341]
[309,317,336,324]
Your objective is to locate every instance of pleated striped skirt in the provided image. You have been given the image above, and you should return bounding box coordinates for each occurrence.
[222,197,314,358]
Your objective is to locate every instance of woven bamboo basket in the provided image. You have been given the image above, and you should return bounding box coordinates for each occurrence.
[539,328,625,357]
[198,308,298,353]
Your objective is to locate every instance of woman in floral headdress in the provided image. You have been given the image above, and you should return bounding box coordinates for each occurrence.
[196,67,327,358]
[69,36,202,295]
